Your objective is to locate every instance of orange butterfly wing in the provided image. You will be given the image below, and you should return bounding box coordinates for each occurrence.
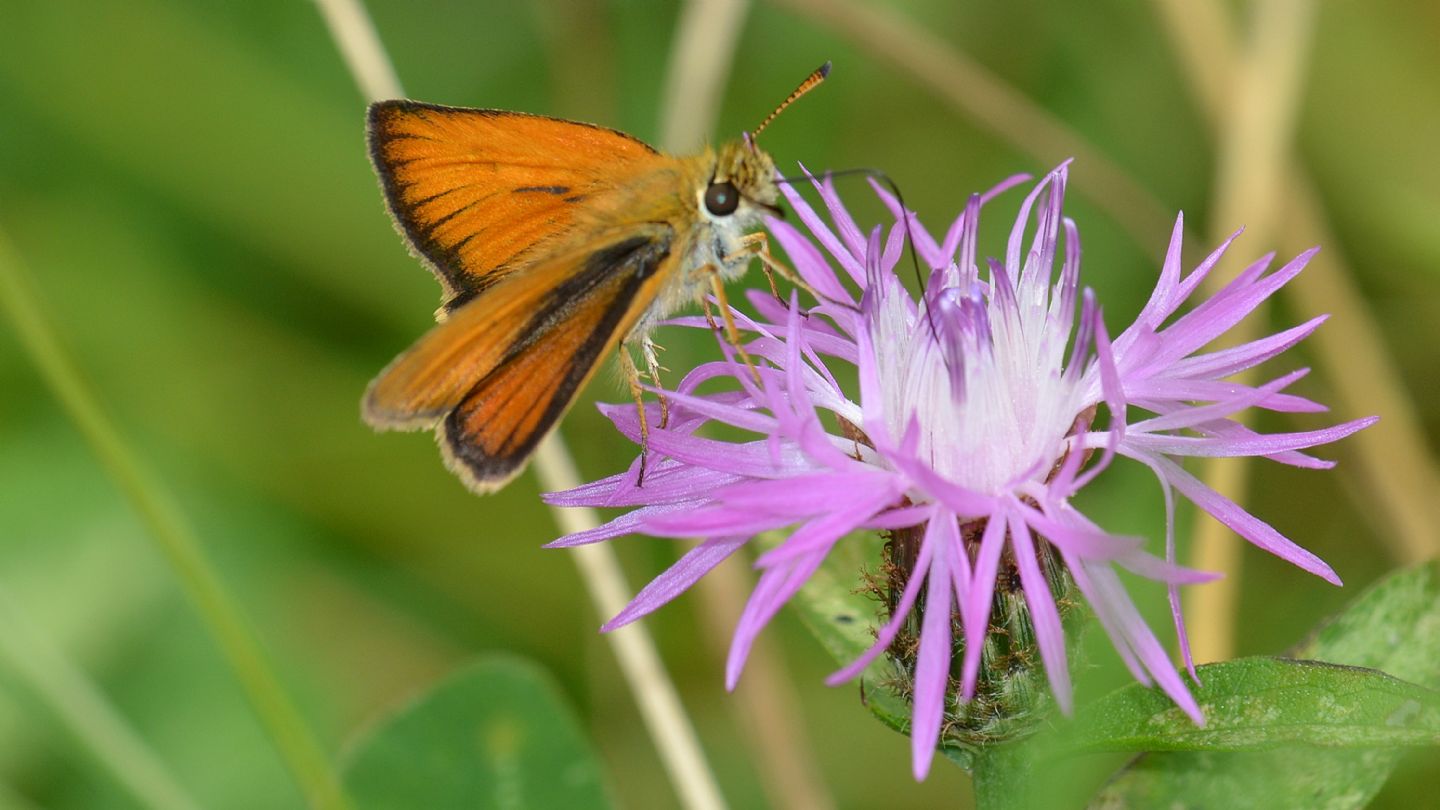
[367,100,662,310]
[364,228,677,492]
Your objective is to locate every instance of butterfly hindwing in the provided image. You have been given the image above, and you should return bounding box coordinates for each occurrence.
[367,100,662,310]
[363,226,678,491]
[439,231,677,492]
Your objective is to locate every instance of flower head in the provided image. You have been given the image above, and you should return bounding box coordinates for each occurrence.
[545,164,1376,779]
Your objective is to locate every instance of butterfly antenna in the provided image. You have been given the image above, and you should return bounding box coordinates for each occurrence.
[752,61,831,141]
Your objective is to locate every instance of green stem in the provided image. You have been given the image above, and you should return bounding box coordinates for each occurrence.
[0,590,200,810]
[0,231,350,810]
[971,741,1038,810]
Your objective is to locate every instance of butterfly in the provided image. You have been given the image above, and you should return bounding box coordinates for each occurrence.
[361,64,829,493]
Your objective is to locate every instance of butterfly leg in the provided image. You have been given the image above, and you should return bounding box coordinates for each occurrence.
[750,241,783,302]
[705,267,762,384]
[618,345,653,487]
[740,231,820,307]
[640,334,671,429]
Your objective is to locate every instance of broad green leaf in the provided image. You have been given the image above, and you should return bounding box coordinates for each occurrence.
[1070,657,1440,752]
[781,533,927,758]
[784,543,915,735]
[343,656,614,810]
[1298,561,1440,682]
[1087,747,1408,810]
[782,540,876,664]
[1092,562,1440,809]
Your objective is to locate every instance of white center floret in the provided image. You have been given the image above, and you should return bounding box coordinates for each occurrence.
[872,247,1085,497]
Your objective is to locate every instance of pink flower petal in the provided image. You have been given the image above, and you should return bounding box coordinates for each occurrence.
[961,510,1007,699]
[1147,453,1342,585]
[601,536,749,630]
[726,547,833,689]
[544,501,703,547]
[828,510,940,685]
[910,530,955,780]
[1124,416,1377,459]
[767,217,852,303]
[1161,315,1327,381]
[1008,512,1074,713]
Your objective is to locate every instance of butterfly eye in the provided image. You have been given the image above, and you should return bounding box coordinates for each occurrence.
[704,181,740,216]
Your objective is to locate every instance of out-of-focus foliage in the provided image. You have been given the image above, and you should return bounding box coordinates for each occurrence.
[0,1,1436,807]
[1090,562,1440,809]
[343,656,615,809]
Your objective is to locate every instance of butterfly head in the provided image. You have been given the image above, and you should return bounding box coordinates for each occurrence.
[697,60,831,228]
[701,140,781,226]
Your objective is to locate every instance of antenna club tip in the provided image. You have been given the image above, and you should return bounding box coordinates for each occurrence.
[754,64,830,139]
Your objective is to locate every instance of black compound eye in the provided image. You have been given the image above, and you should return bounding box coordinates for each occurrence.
[704,181,740,216]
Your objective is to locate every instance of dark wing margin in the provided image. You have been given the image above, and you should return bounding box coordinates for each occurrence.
[437,233,673,493]
[367,101,474,305]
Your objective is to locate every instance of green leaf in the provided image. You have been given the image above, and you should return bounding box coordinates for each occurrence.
[1091,562,1440,809]
[785,545,914,736]
[782,540,877,664]
[1298,561,1440,682]
[343,656,614,810]
[1088,747,1411,810]
[1070,657,1440,753]
[779,533,926,757]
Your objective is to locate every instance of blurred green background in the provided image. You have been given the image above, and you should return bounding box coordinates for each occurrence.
[1,0,1437,807]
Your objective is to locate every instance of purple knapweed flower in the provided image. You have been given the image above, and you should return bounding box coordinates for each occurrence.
[544,163,1376,779]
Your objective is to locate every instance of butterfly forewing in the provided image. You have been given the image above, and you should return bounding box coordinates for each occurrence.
[367,100,663,310]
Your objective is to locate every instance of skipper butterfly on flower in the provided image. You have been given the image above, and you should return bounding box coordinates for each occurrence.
[362,64,830,492]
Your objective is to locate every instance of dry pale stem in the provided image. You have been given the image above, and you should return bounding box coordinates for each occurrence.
[659,3,835,807]
[772,0,1435,656]
[661,0,753,152]
[1155,0,1440,568]
[313,2,728,807]
[693,562,837,810]
[0,586,201,810]
[1277,181,1440,563]
[1184,0,1317,663]
[310,0,404,101]
[532,438,727,810]
[0,233,347,810]
[769,0,1176,246]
